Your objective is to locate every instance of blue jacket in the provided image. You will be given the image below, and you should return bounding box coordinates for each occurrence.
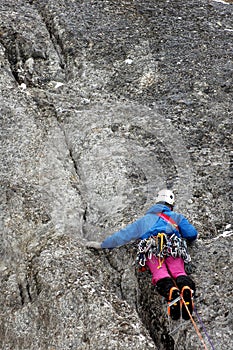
[101,204,197,249]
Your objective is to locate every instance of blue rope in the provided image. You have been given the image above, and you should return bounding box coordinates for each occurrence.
[194,306,216,350]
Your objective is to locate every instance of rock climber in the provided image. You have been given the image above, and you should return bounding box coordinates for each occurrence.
[86,189,197,321]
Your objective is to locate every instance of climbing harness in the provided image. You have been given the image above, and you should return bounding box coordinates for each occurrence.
[136,233,191,269]
[136,212,191,269]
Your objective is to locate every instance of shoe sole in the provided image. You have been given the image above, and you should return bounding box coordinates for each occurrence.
[168,288,181,320]
[181,287,194,320]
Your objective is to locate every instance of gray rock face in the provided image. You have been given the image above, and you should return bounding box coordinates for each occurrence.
[0,0,232,349]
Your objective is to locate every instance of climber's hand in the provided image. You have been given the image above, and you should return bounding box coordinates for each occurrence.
[86,241,102,250]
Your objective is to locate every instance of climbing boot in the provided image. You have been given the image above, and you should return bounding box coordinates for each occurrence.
[167,287,181,320]
[176,275,196,294]
[156,277,175,299]
[181,286,194,320]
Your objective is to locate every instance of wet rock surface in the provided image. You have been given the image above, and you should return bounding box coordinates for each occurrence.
[0,0,232,349]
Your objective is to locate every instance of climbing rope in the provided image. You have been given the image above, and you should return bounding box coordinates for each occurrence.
[194,306,216,350]
[180,296,209,350]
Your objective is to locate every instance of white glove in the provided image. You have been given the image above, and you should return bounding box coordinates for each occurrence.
[86,241,102,249]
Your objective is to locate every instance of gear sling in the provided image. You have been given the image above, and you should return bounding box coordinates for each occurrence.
[136,212,191,270]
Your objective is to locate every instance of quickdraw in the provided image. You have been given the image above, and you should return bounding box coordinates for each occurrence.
[136,233,191,269]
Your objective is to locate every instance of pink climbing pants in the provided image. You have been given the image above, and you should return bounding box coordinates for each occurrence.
[146,255,187,285]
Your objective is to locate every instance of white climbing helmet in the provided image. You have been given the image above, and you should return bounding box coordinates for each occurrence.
[156,189,175,206]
